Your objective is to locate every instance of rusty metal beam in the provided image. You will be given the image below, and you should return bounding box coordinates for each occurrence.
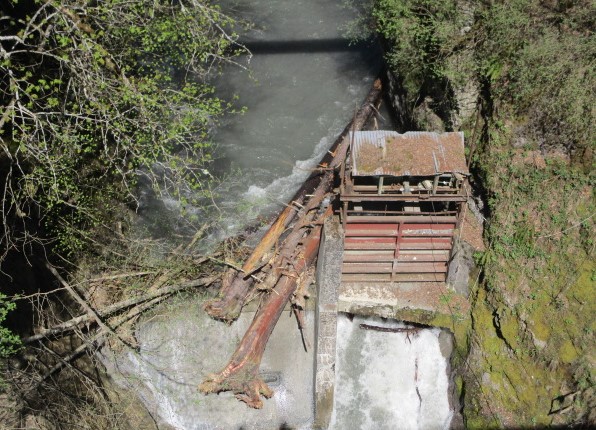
[345,215,458,224]
[341,273,446,283]
[340,194,467,202]
[344,238,452,250]
[342,262,448,274]
[343,252,449,263]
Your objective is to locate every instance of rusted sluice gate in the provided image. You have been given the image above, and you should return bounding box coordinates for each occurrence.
[338,131,469,283]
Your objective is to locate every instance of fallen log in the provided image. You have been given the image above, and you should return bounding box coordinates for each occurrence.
[204,78,382,322]
[358,324,423,334]
[199,212,326,408]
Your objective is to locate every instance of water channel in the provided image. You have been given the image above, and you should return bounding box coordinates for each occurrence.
[104,1,455,429]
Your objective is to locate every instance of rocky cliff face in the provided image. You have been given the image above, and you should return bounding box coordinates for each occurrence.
[382,27,594,427]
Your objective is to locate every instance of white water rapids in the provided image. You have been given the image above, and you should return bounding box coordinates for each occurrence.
[330,315,453,430]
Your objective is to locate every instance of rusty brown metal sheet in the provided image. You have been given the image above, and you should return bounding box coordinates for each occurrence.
[343,253,450,263]
[340,194,467,202]
[344,222,455,229]
[350,131,468,176]
[341,216,455,282]
[344,237,452,250]
[345,215,458,224]
[344,223,455,236]
[342,273,446,283]
[342,262,448,273]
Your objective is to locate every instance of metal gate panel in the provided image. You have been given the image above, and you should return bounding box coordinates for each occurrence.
[342,217,456,283]
[342,273,446,283]
[343,250,450,263]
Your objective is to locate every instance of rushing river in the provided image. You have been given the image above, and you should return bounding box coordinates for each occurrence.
[138,0,380,244]
[330,315,453,430]
[187,0,380,243]
[109,1,455,429]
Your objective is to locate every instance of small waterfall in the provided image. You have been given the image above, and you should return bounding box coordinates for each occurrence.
[330,314,453,430]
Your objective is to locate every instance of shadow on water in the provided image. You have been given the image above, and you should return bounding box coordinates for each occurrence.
[208,36,382,178]
[241,38,374,54]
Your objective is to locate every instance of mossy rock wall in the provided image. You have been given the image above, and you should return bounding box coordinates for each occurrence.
[376,0,595,426]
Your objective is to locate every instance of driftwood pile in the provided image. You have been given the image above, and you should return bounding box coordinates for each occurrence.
[199,79,383,408]
[18,80,382,410]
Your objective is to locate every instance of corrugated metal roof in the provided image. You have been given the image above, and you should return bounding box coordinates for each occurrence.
[349,131,469,176]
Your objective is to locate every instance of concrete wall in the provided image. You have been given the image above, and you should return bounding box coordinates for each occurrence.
[313,216,344,429]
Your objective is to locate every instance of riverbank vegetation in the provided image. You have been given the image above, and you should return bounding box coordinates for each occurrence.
[373,0,594,427]
[1,0,245,427]
[1,0,245,260]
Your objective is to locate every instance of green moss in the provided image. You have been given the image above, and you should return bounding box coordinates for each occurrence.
[570,260,596,305]
[455,374,463,397]
[530,319,551,343]
[464,277,588,425]
[499,313,521,351]
[559,340,579,364]
[465,412,501,430]
[470,289,504,356]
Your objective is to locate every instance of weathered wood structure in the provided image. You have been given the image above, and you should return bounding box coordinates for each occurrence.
[339,131,469,283]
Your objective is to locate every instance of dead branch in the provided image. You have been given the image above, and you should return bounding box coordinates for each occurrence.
[46,263,133,348]
[24,275,219,344]
[34,274,217,387]
[358,324,423,334]
[87,271,156,282]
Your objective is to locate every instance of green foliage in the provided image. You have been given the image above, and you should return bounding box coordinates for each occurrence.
[375,0,595,154]
[474,0,594,153]
[374,0,464,95]
[0,293,20,357]
[340,0,376,42]
[0,0,246,259]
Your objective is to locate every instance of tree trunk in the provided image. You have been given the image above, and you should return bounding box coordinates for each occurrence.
[199,220,324,408]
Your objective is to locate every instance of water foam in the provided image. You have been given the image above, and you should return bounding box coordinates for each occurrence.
[241,133,332,204]
[330,315,453,430]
